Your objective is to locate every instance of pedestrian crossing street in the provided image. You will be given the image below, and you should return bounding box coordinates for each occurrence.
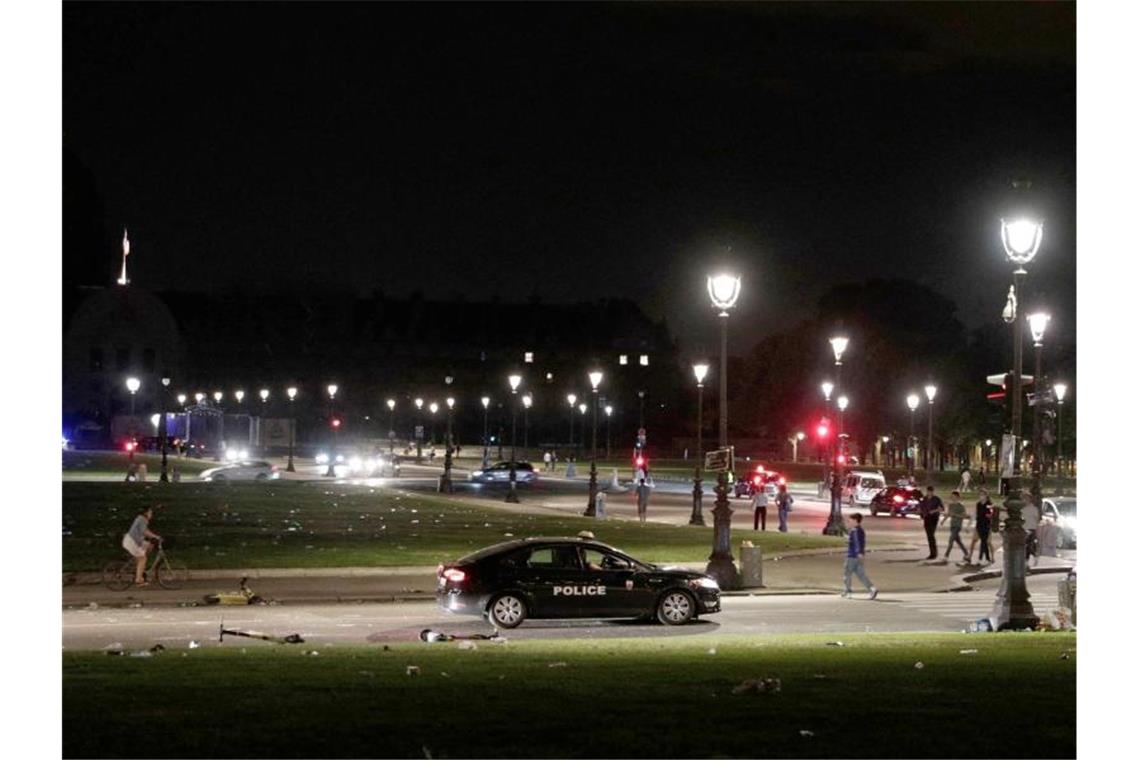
[889,589,1062,623]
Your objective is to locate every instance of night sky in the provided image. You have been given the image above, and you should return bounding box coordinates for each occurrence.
[63,2,1075,353]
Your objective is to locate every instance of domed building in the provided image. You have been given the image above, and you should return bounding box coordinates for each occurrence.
[63,282,185,445]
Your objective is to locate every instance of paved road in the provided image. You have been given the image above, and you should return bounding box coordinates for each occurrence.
[63,574,1063,651]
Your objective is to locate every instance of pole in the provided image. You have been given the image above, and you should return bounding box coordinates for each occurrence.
[441,405,454,493]
[568,404,574,449]
[482,405,489,466]
[159,387,169,482]
[718,317,728,448]
[824,362,845,536]
[585,390,599,516]
[287,398,296,472]
[324,398,335,477]
[990,267,1037,629]
[1031,343,1043,509]
[1054,399,1064,495]
[909,410,916,476]
[690,383,705,525]
[506,394,519,503]
[389,408,395,455]
[927,399,934,483]
[605,413,611,459]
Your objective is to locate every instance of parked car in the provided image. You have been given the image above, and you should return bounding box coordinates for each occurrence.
[869,485,923,517]
[469,461,537,484]
[733,466,784,498]
[199,460,280,482]
[842,470,887,507]
[437,533,720,628]
[1041,497,1077,549]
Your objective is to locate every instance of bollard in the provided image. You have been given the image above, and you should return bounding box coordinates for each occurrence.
[739,542,763,588]
[136,463,148,482]
[566,461,577,479]
[595,492,606,519]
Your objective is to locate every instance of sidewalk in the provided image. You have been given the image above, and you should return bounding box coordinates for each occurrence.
[62,545,1074,608]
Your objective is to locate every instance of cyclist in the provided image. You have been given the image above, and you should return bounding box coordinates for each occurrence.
[122,506,162,586]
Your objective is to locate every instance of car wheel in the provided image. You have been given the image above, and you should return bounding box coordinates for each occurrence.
[656,590,695,626]
[488,594,527,629]
[255,473,268,481]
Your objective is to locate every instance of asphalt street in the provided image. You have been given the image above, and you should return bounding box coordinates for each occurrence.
[63,574,1063,651]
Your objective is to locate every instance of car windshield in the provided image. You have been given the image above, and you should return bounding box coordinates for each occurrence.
[860,478,881,488]
[1053,499,1077,516]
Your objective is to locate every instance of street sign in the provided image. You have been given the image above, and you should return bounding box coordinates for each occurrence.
[704,447,734,473]
[414,425,424,441]
[637,427,647,447]
[1028,389,1055,407]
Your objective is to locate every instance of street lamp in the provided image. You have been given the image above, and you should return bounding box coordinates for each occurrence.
[194,392,205,405]
[924,383,938,481]
[286,386,298,472]
[1053,382,1068,492]
[506,374,522,503]
[414,397,424,460]
[325,384,339,477]
[442,393,456,493]
[706,272,742,589]
[791,431,805,463]
[1027,312,1050,507]
[566,393,577,452]
[234,390,245,405]
[820,381,834,403]
[177,393,187,407]
[386,398,396,455]
[124,377,141,463]
[690,362,710,526]
[480,396,491,467]
[159,377,171,482]
[584,370,603,516]
[604,404,613,459]
[213,391,223,404]
[907,393,920,476]
[823,335,849,536]
[429,402,439,446]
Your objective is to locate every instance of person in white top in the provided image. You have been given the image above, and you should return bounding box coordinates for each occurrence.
[1023,500,1041,566]
[752,488,769,531]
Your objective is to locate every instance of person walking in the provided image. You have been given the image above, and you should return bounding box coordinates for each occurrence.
[942,490,970,563]
[958,468,972,493]
[841,513,878,599]
[543,450,552,472]
[775,483,793,533]
[967,490,994,565]
[635,478,650,523]
[918,486,944,560]
[1024,498,1041,567]
[752,487,769,531]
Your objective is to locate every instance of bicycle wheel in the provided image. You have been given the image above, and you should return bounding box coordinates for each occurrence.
[103,560,133,592]
[156,558,188,590]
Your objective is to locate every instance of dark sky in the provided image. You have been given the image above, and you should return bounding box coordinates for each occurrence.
[63,1,1075,354]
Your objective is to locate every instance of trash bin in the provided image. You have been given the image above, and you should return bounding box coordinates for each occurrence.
[136,463,148,482]
[595,492,606,519]
[1058,574,1076,626]
[739,543,763,588]
[566,462,577,479]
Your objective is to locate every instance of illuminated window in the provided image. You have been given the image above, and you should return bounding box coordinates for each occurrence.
[639,354,649,366]
[524,352,534,363]
[619,354,628,365]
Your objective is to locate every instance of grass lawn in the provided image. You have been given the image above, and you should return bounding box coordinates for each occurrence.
[63,450,216,478]
[62,482,844,572]
[62,631,1076,758]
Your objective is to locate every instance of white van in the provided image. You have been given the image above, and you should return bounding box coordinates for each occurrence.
[842,470,886,507]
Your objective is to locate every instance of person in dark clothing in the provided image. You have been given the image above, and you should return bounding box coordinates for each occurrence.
[967,490,994,565]
[842,513,878,599]
[919,486,944,560]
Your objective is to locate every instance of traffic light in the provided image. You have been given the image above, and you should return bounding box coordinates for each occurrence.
[331,418,341,429]
[836,453,847,465]
[816,420,830,439]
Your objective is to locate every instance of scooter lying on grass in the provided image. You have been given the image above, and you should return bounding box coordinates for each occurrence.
[204,577,271,606]
[419,628,503,643]
[219,622,304,645]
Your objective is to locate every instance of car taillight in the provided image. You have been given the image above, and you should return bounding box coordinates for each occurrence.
[778,476,786,485]
[753,475,761,485]
[443,568,467,583]
[893,494,905,504]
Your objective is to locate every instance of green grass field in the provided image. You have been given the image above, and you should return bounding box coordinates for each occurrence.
[62,632,1076,758]
[63,450,216,477]
[62,482,844,572]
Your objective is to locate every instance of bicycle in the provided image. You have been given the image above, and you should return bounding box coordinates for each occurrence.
[102,538,188,591]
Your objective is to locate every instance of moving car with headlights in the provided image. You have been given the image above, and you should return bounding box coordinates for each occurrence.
[842,470,887,507]
[733,466,785,498]
[469,461,537,484]
[869,484,923,517]
[1041,497,1077,549]
[199,460,280,482]
[437,533,720,628]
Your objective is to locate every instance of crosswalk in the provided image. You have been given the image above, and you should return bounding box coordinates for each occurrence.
[889,589,1062,623]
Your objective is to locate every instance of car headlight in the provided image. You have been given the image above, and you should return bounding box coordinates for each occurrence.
[349,456,363,472]
[689,577,720,591]
[315,453,329,464]
[472,470,483,477]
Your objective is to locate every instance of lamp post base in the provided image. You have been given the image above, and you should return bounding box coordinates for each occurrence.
[584,462,598,516]
[505,482,519,503]
[324,464,336,477]
[286,457,296,473]
[689,470,705,526]
[988,480,1039,630]
[705,472,739,589]
[441,448,454,493]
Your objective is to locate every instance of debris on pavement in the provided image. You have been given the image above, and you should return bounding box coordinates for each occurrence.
[799,730,814,738]
[959,649,978,655]
[731,677,782,696]
[149,644,165,653]
[406,665,421,676]
[188,640,200,649]
[219,622,304,645]
[204,577,269,606]
[547,661,568,668]
[825,641,845,647]
[418,628,503,644]
[914,661,925,669]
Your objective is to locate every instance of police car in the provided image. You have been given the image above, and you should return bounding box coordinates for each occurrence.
[437,533,721,628]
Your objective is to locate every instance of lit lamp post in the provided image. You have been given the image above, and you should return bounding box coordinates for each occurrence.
[213,391,225,460]
[194,392,205,405]
[584,370,603,516]
[880,436,890,467]
[414,397,424,460]
[286,387,298,472]
[442,395,456,493]
[985,438,994,475]
[604,405,613,459]
[522,394,533,452]
[325,384,338,477]
[1027,312,1050,508]
[790,431,804,463]
[924,384,938,481]
[705,274,741,589]
[386,398,396,455]
[1053,382,1068,494]
[823,337,848,536]
[907,393,920,477]
[429,402,439,445]
[506,374,522,503]
[234,389,245,406]
[480,396,491,467]
[566,393,577,453]
[707,274,741,449]
[690,362,709,526]
[125,377,141,462]
[991,215,1044,630]
[159,377,171,481]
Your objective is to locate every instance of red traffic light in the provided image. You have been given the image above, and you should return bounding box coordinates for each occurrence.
[817,423,830,439]
[836,454,847,465]
[331,418,342,429]
[124,441,135,452]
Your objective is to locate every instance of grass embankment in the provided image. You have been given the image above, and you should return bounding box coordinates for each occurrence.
[63,632,1076,758]
[62,482,843,572]
[63,450,215,478]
